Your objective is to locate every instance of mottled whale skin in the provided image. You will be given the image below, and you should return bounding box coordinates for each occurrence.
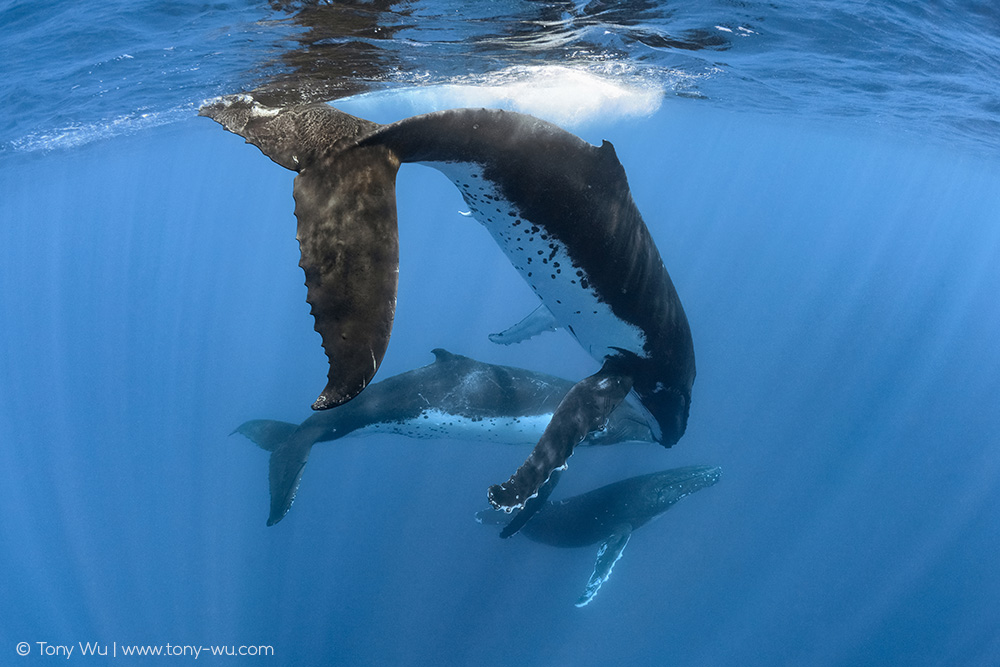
[478,465,721,606]
[200,95,695,523]
[234,349,657,526]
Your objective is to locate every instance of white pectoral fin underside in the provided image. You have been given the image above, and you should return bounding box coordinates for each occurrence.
[575,524,633,607]
[488,303,560,345]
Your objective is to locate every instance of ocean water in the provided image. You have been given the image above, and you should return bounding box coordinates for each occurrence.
[2,1,999,665]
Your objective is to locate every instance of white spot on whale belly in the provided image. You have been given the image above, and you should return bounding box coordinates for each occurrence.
[425,161,648,360]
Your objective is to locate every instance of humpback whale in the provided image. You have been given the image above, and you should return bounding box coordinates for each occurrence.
[200,95,695,522]
[477,465,721,606]
[234,349,658,525]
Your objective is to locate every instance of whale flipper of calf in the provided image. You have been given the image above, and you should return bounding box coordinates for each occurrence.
[201,95,695,524]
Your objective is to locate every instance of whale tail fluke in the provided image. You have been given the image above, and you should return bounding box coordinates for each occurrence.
[231,419,298,452]
[200,94,401,412]
[267,436,314,526]
[231,418,318,526]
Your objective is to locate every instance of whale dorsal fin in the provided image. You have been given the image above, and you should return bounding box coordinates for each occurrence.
[575,524,633,607]
[488,303,560,346]
[430,348,463,363]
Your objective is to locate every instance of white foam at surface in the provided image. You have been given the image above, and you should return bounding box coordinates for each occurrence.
[337,65,666,129]
[5,65,667,153]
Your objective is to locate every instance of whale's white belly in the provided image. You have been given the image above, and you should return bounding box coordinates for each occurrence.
[428,161,648,361]
[353,409,553,444]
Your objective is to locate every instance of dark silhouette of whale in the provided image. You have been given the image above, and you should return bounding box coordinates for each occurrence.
[234,349,658,526]
[478,465,721,606]
[200,95,695,525]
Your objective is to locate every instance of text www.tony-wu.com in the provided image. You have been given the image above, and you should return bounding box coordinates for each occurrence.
[25,641,274,659]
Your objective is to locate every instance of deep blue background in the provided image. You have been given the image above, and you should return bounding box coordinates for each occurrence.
[3,95,999,665]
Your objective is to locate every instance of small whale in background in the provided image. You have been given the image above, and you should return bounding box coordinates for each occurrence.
[234,349,658,526]
[200,94,695,526]
[477,465,721,607]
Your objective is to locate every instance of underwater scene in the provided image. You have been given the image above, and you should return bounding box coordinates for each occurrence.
[2,1,999,665]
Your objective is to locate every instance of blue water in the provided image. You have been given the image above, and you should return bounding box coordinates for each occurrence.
[2,1,1000,665]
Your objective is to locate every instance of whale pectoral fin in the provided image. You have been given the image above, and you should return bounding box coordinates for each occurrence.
[199,95,381,171]
[488,361,634,514]
[488,303,560,345]
[294,145,402,410]
[499,468,563,539]
[267,436,315,526]
[231,420,298,452]
[575,525,632,607]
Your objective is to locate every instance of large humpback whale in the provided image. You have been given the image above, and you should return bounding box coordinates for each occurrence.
[478,465,721,606]
[200,95,695,522]
[234,349,658,525]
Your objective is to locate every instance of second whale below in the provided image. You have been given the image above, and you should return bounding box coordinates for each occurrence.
[478,465,722,606]
[234,349,659,526]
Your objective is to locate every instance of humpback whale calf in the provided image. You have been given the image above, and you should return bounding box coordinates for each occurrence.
[477,465,721,606]
[200,94,695,523]
[234,349,658,525]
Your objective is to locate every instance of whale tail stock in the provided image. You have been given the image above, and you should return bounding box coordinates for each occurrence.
[200,95,401,411]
